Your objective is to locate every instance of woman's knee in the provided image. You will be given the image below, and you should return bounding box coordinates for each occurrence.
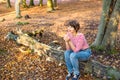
[70,52,77,59]
[64,50,72,58]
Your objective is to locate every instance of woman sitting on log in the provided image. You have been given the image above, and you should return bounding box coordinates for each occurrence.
[64,20,92,80]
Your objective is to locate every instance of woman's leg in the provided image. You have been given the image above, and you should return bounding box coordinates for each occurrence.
[64,50,73,73]
[70,49,91,75]
[70,52,80,75]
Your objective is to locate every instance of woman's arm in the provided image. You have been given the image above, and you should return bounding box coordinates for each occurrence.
[65,41,71,50]
[68,41,75,51]
[68,36,84,53]
[64,34,71,50]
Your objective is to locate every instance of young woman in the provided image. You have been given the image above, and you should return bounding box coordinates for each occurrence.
[64,20,92,80]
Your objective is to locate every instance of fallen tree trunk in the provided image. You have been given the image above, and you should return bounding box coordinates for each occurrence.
[5,30,120,80]
[5,30,64,63]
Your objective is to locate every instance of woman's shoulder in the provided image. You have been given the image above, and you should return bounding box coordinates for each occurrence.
[77,33,84,36]
[77,33,85,39]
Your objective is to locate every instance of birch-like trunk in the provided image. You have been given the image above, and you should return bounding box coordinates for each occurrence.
[22,0,28,8]
[15,0,22,18]
[7,0,11,8]
[92,0,120,49]
[47,0,54,12]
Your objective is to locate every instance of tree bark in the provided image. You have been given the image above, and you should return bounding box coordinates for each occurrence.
[39,0,43,7]
[29,0,34,6]
[7,0,12,8]
[22,0,28,8]
[47,0,54,12]
[53,0,57,9]
[101,0,120,48]
[6,30,64,62]
[92,0,120,49]
[15,0,22,18]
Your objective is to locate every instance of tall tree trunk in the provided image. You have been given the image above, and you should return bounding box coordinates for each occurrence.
[92,0,120,49]
[22,0,28,8]
[29,0,34,6]
[53,0,57,9]
[102,0,120,48]
[7,0,12,8]
[15,0,22,18]
[39,0,43,7]
[47,0,54,12]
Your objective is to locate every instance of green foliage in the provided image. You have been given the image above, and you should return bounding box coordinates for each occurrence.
[16,21,29,25]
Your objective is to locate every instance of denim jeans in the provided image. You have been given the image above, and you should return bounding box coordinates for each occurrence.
[64,49,92,75]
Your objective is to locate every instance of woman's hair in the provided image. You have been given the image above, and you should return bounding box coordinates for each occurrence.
[64,20,80,32]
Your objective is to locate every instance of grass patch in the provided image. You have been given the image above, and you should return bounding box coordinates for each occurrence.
[16,21,29,25]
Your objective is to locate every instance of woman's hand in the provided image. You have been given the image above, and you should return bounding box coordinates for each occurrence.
[64,34,70,42]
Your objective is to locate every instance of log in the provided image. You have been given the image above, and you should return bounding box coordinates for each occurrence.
[5,30,120,80]
[5,30,64,63]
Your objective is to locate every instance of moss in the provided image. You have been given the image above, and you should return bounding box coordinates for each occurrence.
[90,46,119,54]
[16,16,22,19]
[16,21,29,25]
[90,46,105,51]
[108,49,118,54]
[106,67,120,80]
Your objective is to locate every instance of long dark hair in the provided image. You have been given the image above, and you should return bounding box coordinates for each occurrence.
[64,20,80,32]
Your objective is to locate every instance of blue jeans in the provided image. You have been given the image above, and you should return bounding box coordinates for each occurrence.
[64,49,92,75]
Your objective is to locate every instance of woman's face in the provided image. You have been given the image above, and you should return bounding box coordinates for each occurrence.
[67,26,75,33]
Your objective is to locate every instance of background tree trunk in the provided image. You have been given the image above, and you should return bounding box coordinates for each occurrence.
[53,0,57,9]
[7,0,11,8]
[29,0,34,6]
[39,0,43,7]
[101,0,120,48]
[92,0,120,49]
[22,0,28,8]
[47,0,54,12]
[15,0,22,18]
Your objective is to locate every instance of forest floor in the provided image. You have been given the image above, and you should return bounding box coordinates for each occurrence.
[0,0,120,80]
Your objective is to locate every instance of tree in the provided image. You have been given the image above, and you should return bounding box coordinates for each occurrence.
[29,0,34,6]
[92,0,120,50]
[22,0,28,8]
[39,0,43,7]
[47,0,54,12]
[15,0,22,18]
[7,0,12,8]
[53,0,57,9]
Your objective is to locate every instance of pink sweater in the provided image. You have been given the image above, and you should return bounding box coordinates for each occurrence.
[67,32,89,53]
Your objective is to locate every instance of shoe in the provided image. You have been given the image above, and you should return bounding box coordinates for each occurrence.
[72,74,80,80]
[66,73,73,80]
